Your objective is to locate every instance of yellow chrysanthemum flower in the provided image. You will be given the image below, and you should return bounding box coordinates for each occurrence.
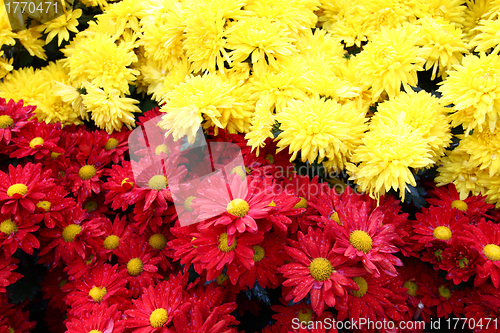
[15,28,47,60]
[438,53,500,133]
[140,56,190,103]
[0,51,12,79]
[414,0,467,28]
[53,81,87,121]
[482,175,500,208]
[80,0,107,9]
[415,16,468,79]
[346,114,434,201]
[38,9,82,46]
[0,67,48,106]
[97,0,146,33]
[226,16,297,70]
[245,0,319,37]
[462,0,493,40]
[275,96,367,167]
[370,89,452,162]
[435,150,489,200]
[318,0,363,47]
[182,6,230,73]
[65,33,139,94]
[140,0,185,71]
[82,82,140,133]
[248,56,310,114]
[0,4,16,46]
[245,97,275,156]
[157,73,240,143]
[355,24,425,101]
[455,125,500,177]
[469,18,500,55]
[295,28,346,61]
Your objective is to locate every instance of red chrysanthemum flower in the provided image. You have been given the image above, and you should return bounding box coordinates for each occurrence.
[40,267,69,310]
[192,226,264,284]
[335,273,408,324]
[464,283,500,333]
[167,224,200,268]
[64,264,130,315]
[427,183,494,223]
[239,232,287,289]
[94,214,133,260]
[116,235,163,298]
[81,192,109,220]
[0,255,22,292]
[103,161,135,211]
[0,304,36,333]
[129,154,188,210]
[0,211,42,256]
[65,303,126,333]
[38,208,104,267]
[271,300,336,333]
[440,239,482,285]
[35,185,76,229]
[143,223,174,272]
[279,227,366,316]
[10,121,64,159]
[100,129,130,163]
[194,174,273,240]
[0,163,54,215]
[418,272,465,319]
[418,241,448,271]
[330,194,402,277]
[0,98,35,146]
[461,219,500,288]
[283,175,328,234]
[63,252,99,281]
[412,206,468,249]
[66,148,111,203]
[124,280,184,333]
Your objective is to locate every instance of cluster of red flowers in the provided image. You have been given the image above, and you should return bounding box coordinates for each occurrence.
[0,98,499,333]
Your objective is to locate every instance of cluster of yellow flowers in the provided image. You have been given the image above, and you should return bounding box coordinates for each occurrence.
[0,0,499,206]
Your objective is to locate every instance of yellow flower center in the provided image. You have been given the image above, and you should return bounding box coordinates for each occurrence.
[36,200,51,211]
[7,183,28,197]
[149,233,167,250]
[8,328,15,333]
[88,286,107,302]
[29,137,44,148]
[155,144,168,155]
[84,201,98,212]
[230,166,246,180]
[79,165,97,180]
[216,273,229,285]
[297,308,313,324]
[89,331,103,333]
[218,233,237,252]
[0,219,17,234]
[404,280,419,296]
[265,154,274,164]
[226,199,249,217]
[59,279,67,288]
[309,257,333,281]
[433,226,452,241]
[183,196,195,212]
[253,245,265,262]
[104,138,119,151]
[438,285,451,299]
[62,224,82,242]
[148,175,168,190]
[191,237,197,249]
[268,201,276,207]
[50,151,61,159]
[451,200,468,211]
[121,178,134,189]
[127,258,143,276]
[349,230,373,253]
[458,256,469,268]
[150,308,168,328]
[103,235,120,250]
[351,277,368,298]
[294,197,308,209]
[483,244,500,261]
[330,212,341,225]
[0,115,14,129]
